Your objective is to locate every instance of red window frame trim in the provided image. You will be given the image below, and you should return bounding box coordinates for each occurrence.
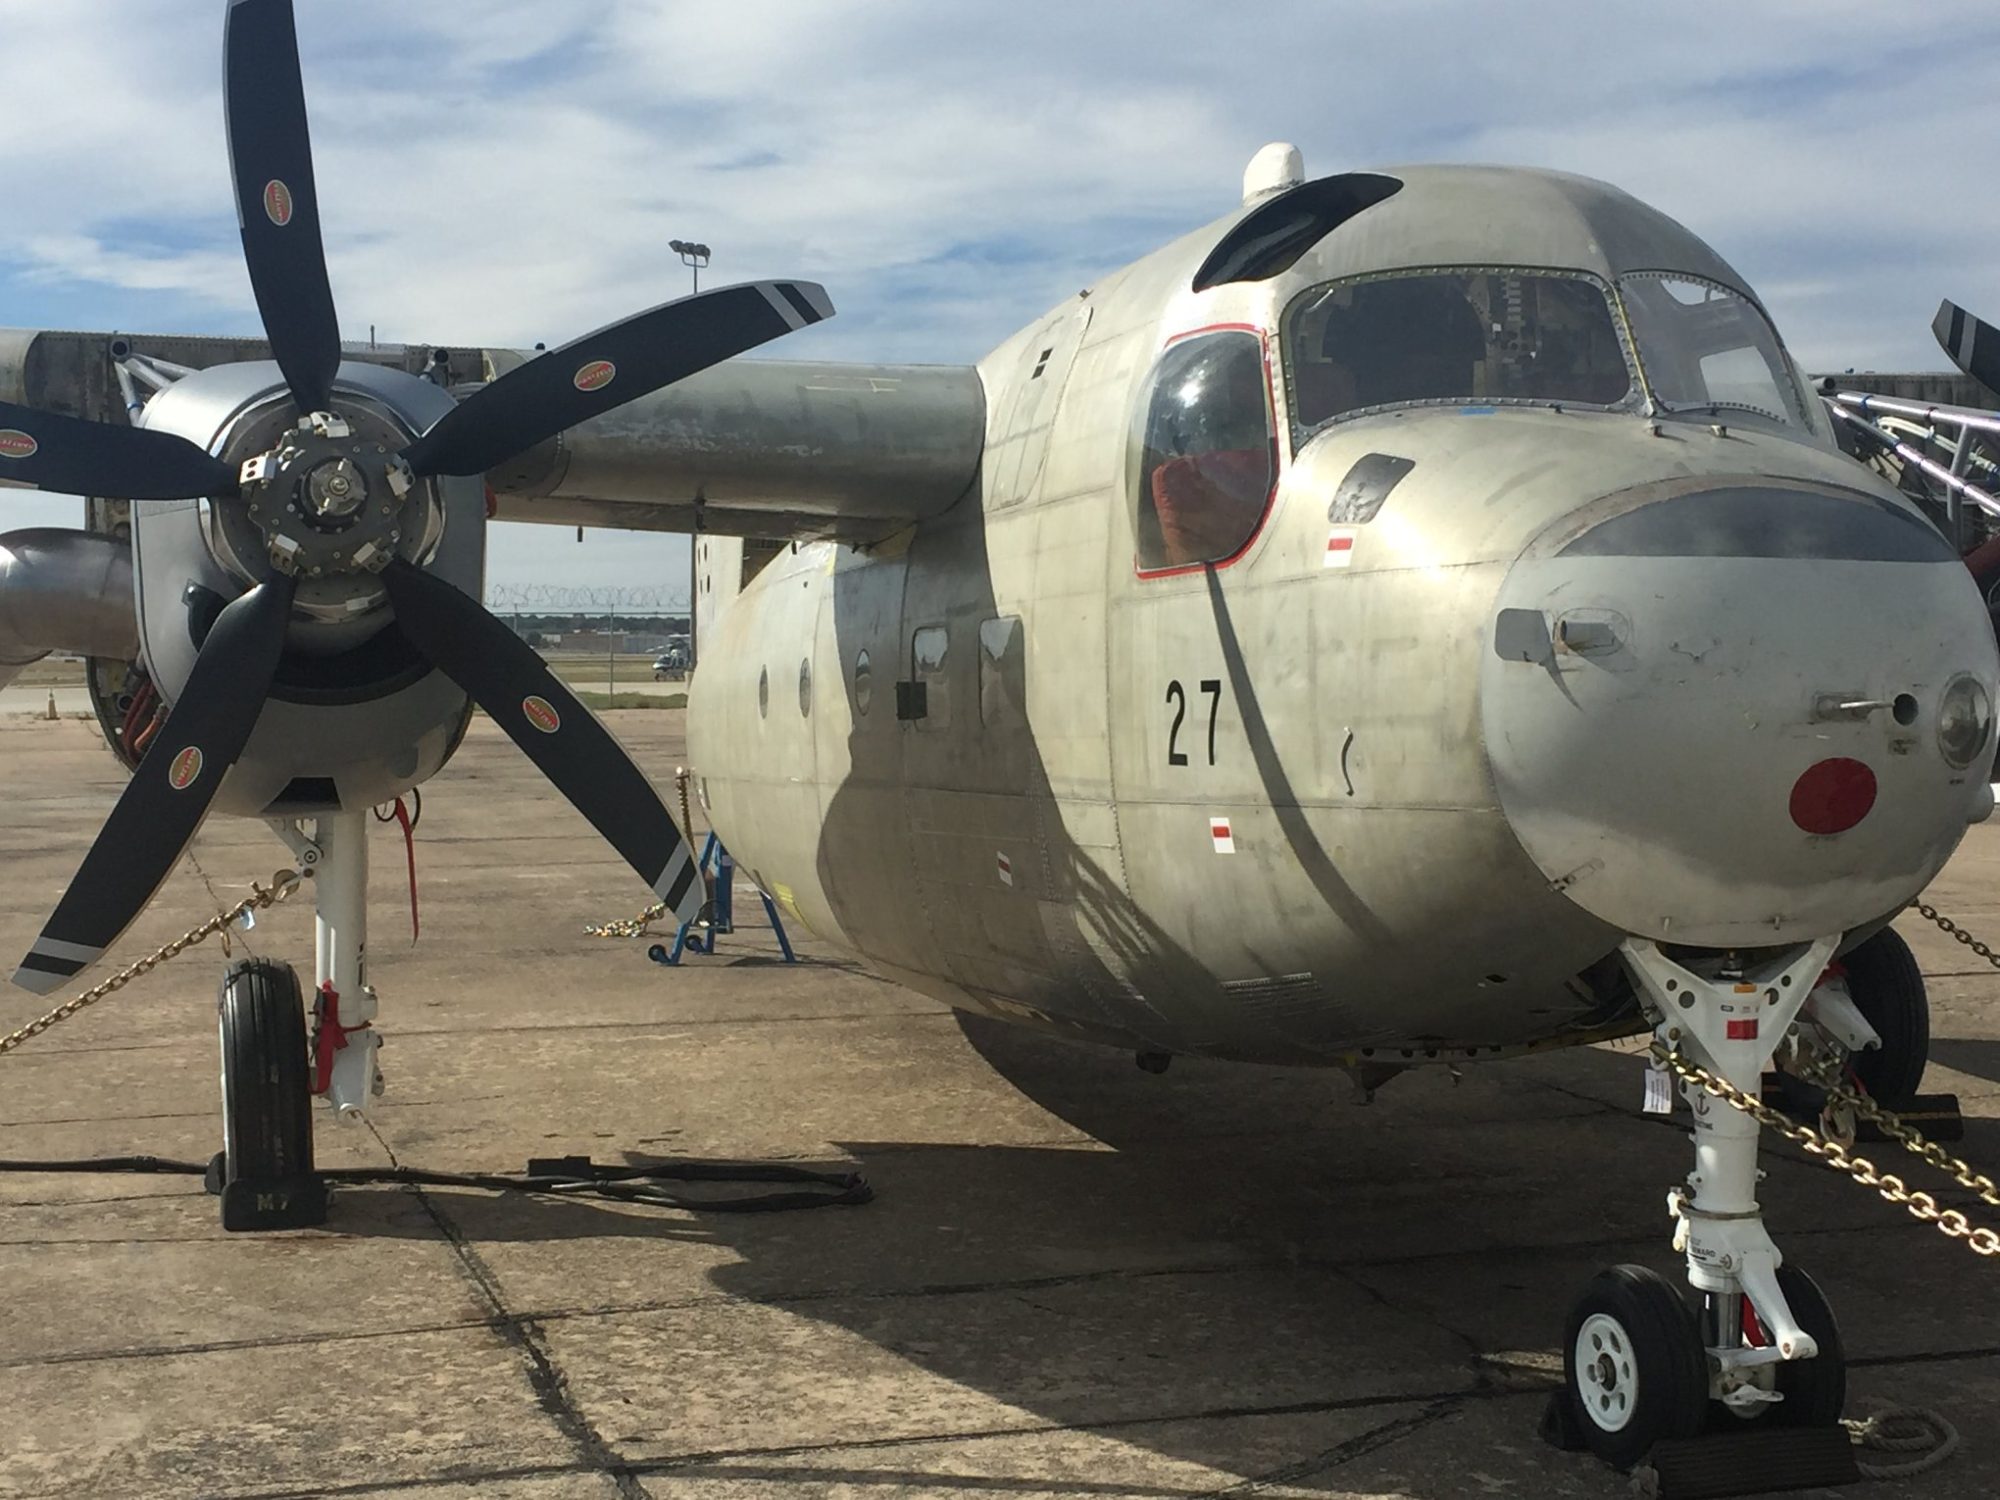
[1133,321,1284,581]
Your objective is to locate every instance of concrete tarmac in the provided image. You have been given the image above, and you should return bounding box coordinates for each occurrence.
[1,711,1997,1499]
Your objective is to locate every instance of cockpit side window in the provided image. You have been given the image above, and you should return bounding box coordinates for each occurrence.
[1282,269,1636,438]
[1617,273,1808,428]
[1131,330,1277,574]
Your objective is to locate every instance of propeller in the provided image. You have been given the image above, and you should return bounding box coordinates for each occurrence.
[10,0,835,992]
[224,0,341,416]
[0,399,236,500]
[1935,300,2000,399]
[11,577,296,993]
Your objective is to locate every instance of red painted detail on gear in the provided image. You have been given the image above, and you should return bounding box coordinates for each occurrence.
[311,981,366,1095]
[1789,757,1876,835]
[1726,1018,1759,1041]
[264,179,294,227]
[1742,1298,1769,1348]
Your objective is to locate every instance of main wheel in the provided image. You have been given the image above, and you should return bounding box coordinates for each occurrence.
[1843,927,1929,1106]
[218,958,314,1185]
[1768,1265,1846,1427]
[1563,1265,1709,1469]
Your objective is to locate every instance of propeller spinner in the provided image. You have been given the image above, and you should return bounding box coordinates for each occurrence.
[6,0,832,994]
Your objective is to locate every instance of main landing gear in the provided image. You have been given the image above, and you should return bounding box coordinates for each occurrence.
[1559,937,1861,1474]
[208,808,382,1231]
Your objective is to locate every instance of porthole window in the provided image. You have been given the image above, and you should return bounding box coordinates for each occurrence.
[854,650,872,716]
[757,666,769,718]
[912,625,950,728]
[798,656,812,716]
[1132,331,1276,573]
[979,616,1024,728]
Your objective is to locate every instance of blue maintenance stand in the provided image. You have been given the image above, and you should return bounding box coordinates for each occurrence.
[647,832,796,966]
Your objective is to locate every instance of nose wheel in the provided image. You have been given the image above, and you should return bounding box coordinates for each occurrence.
[212,956,326,1231]
[1563,1265,1709,1468]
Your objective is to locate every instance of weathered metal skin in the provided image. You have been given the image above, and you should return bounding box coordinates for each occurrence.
[690,165,2000,1067]
[0,529,134,689]
[486,359,986,543]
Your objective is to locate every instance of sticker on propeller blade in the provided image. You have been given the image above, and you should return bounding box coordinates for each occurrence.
[522,696,561,734]
[0,430,36,460]
[168,746,204,791]
[263,180,295,227]
[573,360,616,393]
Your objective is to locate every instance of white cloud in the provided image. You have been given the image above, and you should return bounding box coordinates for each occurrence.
[4,1,1999,588]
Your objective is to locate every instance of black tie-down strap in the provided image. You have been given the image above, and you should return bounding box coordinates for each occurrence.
[0,1153,872,1214]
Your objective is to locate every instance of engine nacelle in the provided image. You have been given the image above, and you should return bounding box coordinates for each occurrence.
[130,359,485,817]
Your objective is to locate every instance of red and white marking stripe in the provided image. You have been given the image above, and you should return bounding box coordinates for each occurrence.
[1324,529,1358,568]
[1210,817,1235,854]
[996,851,1013,887]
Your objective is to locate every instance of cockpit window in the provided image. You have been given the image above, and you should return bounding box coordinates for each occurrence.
[1282,269,1635,435]
[1617,273,1807,427]
[1132,331,1277,572]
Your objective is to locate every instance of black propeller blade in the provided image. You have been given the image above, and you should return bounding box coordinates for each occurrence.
[12,575,297,995]
[400,279,835,478]
[0,399,236,500]
[377,559,704,925]
[224,0,341,414]
[1935,300,2000,400]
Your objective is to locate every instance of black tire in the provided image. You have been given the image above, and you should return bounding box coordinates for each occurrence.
[1563,1265,1710,1469]
[1843,927,1929,1106]
[218,958,313,1183]
[1769,1265,1846,1427]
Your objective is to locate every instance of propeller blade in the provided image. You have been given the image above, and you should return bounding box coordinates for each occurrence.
[12,574,296,995]
[401,279,835,478]
[377,559,703,924]
[0,399,236,500]
[225,0,341,414]
[1934,299,2000,399]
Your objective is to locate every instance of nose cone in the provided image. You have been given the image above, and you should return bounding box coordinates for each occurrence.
[1481,478,1996,946]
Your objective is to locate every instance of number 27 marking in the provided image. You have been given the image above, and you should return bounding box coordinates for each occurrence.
[1165,678,1222,766]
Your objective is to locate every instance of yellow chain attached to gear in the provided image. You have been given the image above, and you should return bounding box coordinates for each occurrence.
[0,869,307,1059]
[582,900,670,940]
[1650,1041,2000,1259]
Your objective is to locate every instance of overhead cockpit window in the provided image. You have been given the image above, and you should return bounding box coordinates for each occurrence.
[1283,269,1635,435]
[1132,331,1277,572]
[1617,274,1807,427]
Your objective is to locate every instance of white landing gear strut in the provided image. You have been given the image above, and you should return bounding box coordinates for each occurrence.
[1559,936,1852,1472]
[276,807,384,1120]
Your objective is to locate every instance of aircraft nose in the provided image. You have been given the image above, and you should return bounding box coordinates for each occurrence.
[1479,477,1997,947]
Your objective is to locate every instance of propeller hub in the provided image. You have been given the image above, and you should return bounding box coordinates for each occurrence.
[304,456,369,529]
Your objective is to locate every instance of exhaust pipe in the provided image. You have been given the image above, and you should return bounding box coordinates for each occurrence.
[0,529,137,692]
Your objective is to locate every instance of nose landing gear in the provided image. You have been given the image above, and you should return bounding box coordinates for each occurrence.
[1558,937,1859,1479]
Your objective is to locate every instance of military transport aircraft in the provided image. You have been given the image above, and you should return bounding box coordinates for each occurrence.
[4,0,2000,1478]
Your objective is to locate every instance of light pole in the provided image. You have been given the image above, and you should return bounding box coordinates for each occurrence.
[669,238,711,295]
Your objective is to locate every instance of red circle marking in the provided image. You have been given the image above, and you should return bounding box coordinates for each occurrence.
[264,180,294,227]
[522,696,561,734]
[0,429,37,460]
[573,360,616,393]
[1789,757,1877,835]
[168,746,204,792]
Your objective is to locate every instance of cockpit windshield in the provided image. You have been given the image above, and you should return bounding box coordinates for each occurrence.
[1616,274,1807,427]
[1282,269,1635,435]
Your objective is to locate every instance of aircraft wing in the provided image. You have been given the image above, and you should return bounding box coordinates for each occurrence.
[1,328,984,544]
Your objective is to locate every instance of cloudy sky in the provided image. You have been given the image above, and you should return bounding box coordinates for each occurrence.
[4,0,1997,597]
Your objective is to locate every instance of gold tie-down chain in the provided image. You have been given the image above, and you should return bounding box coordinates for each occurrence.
[0,870,307,1059]
[1913,901,2000,971]
[1650,1041,2000,1260]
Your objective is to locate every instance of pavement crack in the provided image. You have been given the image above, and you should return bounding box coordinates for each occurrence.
[360,1118,652,1500]
[1199,1398,1464,1495]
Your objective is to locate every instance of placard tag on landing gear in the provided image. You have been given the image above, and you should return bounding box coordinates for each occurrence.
[1642,1057,1674,1115]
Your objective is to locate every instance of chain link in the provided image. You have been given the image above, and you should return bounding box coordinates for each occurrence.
[1650,1041,2000,1259]
[583,900,670,940]
[1912,900,2000,971]
[0,869,307,1058]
